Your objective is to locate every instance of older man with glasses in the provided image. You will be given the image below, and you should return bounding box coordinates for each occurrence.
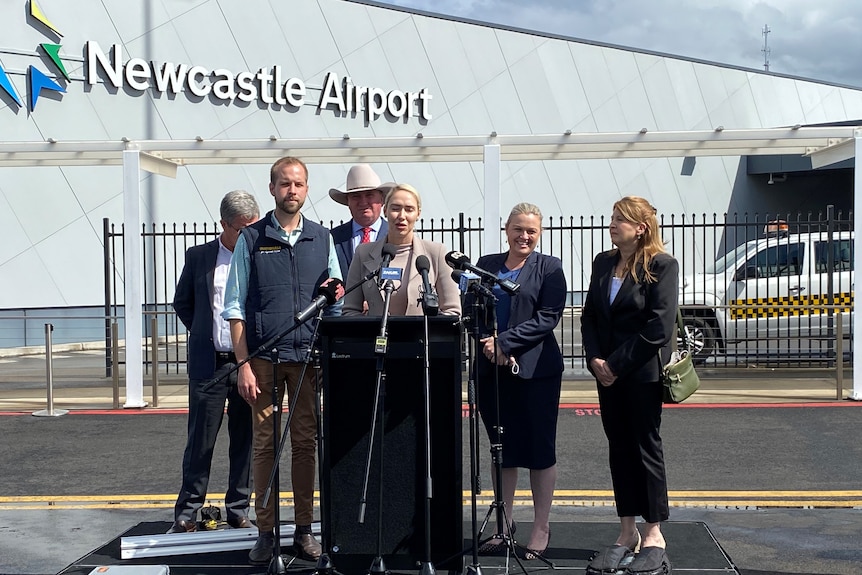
[168,189,260,534]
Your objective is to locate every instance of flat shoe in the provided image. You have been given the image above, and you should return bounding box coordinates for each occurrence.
[626,546,669,574]
[293,532,322,561]
[586,545,635,574]
[166,519,197,534]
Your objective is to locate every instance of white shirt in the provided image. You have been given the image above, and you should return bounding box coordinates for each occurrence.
[211,237,233,352]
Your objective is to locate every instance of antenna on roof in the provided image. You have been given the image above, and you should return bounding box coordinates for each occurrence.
[762,24,771,71]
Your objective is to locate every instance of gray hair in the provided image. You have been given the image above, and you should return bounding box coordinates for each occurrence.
[220,190,259,223]
[505,202,543,226]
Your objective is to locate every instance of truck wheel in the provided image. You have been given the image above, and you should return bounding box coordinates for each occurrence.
[680,316,716,364]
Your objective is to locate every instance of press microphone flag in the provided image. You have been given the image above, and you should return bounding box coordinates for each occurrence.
[295,278,343,323]
[453,270,481,293]
[415,255,439,316]
[378,243,399,286]
[444,250,520,295]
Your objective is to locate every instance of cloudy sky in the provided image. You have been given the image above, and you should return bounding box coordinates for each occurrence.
[384,0,862,88]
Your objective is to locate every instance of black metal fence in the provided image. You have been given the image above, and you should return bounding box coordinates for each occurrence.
[104,207,854,373]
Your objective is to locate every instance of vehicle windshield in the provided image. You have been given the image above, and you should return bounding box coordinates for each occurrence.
[706,242,754,274]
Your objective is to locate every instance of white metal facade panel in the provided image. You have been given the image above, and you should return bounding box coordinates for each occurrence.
[0,0,858,314]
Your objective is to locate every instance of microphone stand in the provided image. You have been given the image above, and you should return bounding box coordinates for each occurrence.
[463,281,490,575]
[260,310,326,574]
[359,275,396,575]
[258,271,383,575]
[266,339,288,575]
[476,281,530,573]
[417,290,436,575]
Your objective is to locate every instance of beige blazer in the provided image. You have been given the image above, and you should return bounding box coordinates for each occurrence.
[342,237,461,317]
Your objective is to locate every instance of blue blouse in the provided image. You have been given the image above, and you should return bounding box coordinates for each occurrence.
[493,266,523,331]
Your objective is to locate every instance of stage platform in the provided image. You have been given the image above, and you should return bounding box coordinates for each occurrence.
[57,521,739,575]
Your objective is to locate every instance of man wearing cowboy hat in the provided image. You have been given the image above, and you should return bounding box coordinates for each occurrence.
[329,164,394,278]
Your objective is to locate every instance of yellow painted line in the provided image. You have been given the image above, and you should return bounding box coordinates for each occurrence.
[2,490,860,510]
[2,499,860,511]
[2,489,861,503]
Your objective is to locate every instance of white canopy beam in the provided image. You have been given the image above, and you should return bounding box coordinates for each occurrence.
[483,144,501,253]
[0,127,858,167]
[854,136,862,401]
[122,149,146,408]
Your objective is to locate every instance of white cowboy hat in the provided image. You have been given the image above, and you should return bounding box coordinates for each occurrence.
[328,164,396,205]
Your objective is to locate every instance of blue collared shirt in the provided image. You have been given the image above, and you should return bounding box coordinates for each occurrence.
[222,212,342,321]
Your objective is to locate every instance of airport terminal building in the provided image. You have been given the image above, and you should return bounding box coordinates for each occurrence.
[2,0,861,313]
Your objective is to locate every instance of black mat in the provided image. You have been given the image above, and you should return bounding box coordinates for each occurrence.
[57,521,738,575]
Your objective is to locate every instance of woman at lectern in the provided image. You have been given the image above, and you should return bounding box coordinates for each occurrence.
[580,196,677,575]
[342,183,460,316]
[473,202,567,560]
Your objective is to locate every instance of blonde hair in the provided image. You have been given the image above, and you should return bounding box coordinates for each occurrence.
[384,183,422,212]
[613,195,666,283]
[505,202,543,228]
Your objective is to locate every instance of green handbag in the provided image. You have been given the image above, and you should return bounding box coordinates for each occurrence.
[659,310,700,403]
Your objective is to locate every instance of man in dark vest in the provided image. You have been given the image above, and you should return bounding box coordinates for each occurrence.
[222,157,343,565]
[328,164,393,278]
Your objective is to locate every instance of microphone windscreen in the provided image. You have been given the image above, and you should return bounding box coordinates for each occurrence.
[382,243,398,259]
[444,250,470,270]
[450,270,463,283]
[415,254,431,273]
[317,278,343,304]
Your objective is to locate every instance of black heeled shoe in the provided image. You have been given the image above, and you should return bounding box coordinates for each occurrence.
[524,527,551,560]
[478,521,517,555]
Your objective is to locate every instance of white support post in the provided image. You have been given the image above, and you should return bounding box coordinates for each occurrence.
[123,149,146,408]
[853,135,862,400]
[483,144,502,253]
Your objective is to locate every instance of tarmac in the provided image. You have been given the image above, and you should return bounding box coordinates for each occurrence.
[2,344,862,575]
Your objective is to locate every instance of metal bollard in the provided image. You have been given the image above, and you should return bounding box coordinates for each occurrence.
[33,323,68,417]
[151,316,159,408]
[835,311,843,400]
[112,322,120,409]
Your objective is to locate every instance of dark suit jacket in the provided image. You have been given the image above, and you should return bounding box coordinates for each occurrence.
[173,239,221,381]
[580,251,679,383]
[474,251,567,380]
[331,218,389,279]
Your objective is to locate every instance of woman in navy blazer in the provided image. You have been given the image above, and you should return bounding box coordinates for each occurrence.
[474,203,566,560]
[581,196,678,574]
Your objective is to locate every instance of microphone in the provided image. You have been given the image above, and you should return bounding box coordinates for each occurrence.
[415,255,439,316]
[295,278,343,323]
[444,251,520,295]
[452,269,481,294]
[378,243,399,286]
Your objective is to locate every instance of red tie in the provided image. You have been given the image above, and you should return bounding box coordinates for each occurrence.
[361,226,372,243]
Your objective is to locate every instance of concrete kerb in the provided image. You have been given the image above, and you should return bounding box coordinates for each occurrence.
[0,340,108,358]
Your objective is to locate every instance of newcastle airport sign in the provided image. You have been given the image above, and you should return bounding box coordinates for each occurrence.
[1,2,433,123]
[85,42,434,124]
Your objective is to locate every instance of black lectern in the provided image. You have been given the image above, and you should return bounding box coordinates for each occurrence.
[319,316,463,573]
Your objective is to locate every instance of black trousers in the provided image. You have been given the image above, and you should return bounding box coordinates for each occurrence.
[173,358,253,524]
[597,377,669,524]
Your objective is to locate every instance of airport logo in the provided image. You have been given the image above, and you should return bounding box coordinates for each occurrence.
[1,1,432,122]
[0,0,67,112]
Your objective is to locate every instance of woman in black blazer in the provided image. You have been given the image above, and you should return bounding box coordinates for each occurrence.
[581,196,678,574]
[474,203,567,560]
